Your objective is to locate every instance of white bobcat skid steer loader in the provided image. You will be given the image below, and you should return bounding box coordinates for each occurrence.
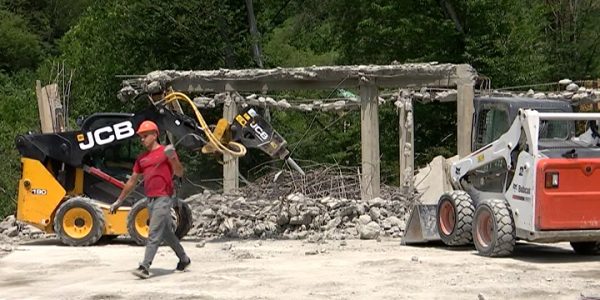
[405,105,600,256]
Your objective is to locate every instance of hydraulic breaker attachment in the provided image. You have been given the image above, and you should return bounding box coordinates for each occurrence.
[232,107,305,176]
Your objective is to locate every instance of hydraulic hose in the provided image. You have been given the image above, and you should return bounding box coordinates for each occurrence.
[163,92,247,157]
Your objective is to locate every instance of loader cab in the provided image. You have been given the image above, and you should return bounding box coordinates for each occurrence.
[467,96,572,194]
[79,113,147,205]
[472,96,573,151]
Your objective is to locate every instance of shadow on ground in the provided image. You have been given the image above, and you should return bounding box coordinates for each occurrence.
[510,242,600,264]
[403,241,600,263]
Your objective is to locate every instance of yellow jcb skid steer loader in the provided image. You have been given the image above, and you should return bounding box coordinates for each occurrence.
[15,92,303,246]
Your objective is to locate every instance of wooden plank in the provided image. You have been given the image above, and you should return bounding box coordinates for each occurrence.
[44,84,63,132]
[360,83,380,201]
[222,93,239,194]
[457,82,474,157]
[35,80,54,133]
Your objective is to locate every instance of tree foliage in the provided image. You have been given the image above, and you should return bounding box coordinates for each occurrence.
[0,71,39,216]
[60,0,252,115]
[0,10,42,72]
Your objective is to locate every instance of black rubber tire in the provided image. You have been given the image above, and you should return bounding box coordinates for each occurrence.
[473,199,515,257]
[174,199,193,239]
[570,242,600,255]
[127,198,150,246]
[97,235,119,245]
[53,197,105,246]
[436,191,475,246]
[127,198,190,246]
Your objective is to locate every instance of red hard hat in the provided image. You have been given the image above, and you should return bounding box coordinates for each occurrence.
[136,120,159,135]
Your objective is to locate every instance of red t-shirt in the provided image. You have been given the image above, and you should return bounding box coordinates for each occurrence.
[133,145,177,197]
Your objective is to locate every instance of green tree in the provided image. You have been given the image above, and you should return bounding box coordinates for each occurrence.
[0,71,39,217]
[0,10,42,72]
[329,0,462,65]
[262,16,338,67]
[544,0,600,80]
[462,0,552,86]
[60,0,252,116]
[0,0,92,58]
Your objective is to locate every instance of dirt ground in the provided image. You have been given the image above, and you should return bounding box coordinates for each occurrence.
[1,238,599,300]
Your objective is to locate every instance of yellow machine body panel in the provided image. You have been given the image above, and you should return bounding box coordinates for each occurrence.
[17,158,66,232]
[70,168,84,196]
[18,158,131,236]
[94,202,130,235]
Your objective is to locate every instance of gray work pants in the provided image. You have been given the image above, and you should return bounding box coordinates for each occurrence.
[141,196,188,269]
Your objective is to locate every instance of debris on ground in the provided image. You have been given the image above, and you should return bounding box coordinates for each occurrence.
[1,165,418,247]
[0,215,47,255]
[221,243,233,251]
[184,166,416,240]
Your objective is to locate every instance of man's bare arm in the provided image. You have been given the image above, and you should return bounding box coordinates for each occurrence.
[110,173,141,213]
[169,156,184,177]
[165,145,184,177]
[118,172,141,201]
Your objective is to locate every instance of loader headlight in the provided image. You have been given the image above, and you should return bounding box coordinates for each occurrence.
[545,172,559,188]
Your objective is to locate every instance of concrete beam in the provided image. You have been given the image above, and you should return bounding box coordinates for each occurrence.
[360,83,380,201]
[121,64,477,95]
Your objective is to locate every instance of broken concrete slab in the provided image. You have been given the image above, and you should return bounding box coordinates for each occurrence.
[359,222,381,240]
[414,155,457,205]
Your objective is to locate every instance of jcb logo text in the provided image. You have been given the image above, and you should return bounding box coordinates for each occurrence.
[78,121,135,150]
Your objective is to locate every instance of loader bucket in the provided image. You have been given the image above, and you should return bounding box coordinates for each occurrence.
[401,155,456,244]
[401,205,440,244]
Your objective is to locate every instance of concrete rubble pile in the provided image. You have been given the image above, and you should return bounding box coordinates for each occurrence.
[184,168,417,240]
[0,215,46,254]
[496,78,600,105]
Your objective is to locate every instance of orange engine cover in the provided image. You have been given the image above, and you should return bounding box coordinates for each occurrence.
[536,158,600,230]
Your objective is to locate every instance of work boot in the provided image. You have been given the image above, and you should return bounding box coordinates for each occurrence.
[176,258,191,272]
[132,265,150,279]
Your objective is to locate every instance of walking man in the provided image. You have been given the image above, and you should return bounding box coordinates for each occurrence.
[110,120,191,279]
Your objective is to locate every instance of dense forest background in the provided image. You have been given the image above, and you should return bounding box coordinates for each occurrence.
[1,0,599,217]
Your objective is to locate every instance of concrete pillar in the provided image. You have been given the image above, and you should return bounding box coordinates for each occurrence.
[457,82,474,157]
[398,93,414,195]
[223,93,239,194]
[360,83,380,201]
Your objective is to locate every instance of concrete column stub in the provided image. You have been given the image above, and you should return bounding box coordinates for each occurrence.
[457,81,475,157]
[359,82,380,201]
[223,94,239,194]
